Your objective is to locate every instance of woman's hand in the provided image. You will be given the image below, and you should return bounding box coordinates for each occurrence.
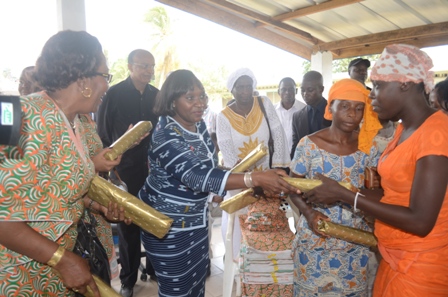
[101,202,132,225]
[127,124,150,149]
[54,250,100,296]
[252,169,301,197]
[303,208,330,237]
[91,148,122,172]
[85,196,132,225]
[304,173,350,205]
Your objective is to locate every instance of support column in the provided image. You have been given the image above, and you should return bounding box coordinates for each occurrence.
[56,0,86,31]
[310,51,333,98]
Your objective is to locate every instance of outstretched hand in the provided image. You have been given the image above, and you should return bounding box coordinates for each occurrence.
[304,173,348,205]
[252,169,301,197]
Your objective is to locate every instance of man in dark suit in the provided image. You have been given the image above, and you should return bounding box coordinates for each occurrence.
[290,71,331,158]
[97,49,159,297]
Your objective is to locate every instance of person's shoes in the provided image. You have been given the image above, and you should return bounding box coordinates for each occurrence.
[119,285,133,297]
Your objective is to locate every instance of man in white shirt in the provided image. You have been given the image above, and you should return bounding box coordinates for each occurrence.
[274,77,306,152]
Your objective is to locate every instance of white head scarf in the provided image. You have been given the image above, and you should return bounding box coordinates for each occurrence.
[226,68,258,92]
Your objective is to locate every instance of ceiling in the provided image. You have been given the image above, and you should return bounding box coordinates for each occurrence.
[155,0,448,60]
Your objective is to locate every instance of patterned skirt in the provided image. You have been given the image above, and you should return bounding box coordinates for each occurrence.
[142,226,209,297]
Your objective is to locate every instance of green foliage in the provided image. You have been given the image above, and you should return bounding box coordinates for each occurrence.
[144,6,178,88]
[109,58,129,86]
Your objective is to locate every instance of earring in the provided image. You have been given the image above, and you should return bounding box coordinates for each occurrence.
[172,102,176,108]
[82,87,92,98]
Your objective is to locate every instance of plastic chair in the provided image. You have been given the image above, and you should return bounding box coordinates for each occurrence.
[222,212,242,297]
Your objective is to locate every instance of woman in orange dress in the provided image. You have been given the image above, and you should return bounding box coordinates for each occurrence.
[304,44,448,297]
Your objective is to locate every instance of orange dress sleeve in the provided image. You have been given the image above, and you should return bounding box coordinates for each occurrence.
[373,111,448,297]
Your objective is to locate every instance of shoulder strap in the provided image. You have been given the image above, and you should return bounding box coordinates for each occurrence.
[257,96,274,168]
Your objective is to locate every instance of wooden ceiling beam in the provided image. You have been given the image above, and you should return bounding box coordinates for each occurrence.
[331,34,448,59]
[155,0,313,59]
[273,0,364,22]
[203,0,320,44]
[315,21,448,53]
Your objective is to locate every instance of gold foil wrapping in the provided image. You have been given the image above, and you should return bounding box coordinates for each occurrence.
[317,220,378,247]
[219,188,256,214]
[219,144,268,214]
[104,121,153,161]
[88,176,173,239]
[230,143,268,173]
[282,177,357,193]
[84,275,121,297]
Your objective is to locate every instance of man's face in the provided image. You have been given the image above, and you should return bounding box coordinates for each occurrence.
[349,63,369,85]
[300,79,324,106]
[278,80,297,107]
[128,51,155,86]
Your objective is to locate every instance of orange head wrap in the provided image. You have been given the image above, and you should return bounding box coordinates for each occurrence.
[324,78,382,155]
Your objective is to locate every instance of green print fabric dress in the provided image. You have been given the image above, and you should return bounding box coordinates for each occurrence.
[0,92,95,296]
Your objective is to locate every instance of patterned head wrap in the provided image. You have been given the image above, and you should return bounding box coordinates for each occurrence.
[226,68,258,92]
[324,78,382,155]
[370,44,434,93]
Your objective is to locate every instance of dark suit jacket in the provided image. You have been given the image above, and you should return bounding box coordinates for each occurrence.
[290,99,332,158]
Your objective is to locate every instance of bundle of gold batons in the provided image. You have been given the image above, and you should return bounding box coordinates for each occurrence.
[219,143,377,248]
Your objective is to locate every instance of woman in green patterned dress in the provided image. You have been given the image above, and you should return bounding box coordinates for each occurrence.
[0,30,114,296]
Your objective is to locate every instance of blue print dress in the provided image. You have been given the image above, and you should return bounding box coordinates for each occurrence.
[290,136,379,297]
[139,116,230,297]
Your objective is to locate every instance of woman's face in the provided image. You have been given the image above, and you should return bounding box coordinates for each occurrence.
[369,80,403,122]
[173,84,207,131]
[231,76,254,104]
[83,54,110,113]
[330,99,365,132]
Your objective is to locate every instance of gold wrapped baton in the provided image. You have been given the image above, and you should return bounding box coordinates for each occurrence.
[104,121,152,161]
[219,188,257,214]
[282,177,358,193]
[84,275,122,297]
[230,143,268,173]
[219,144,268,214]
[88,176,173,239]
[317,220,377,247]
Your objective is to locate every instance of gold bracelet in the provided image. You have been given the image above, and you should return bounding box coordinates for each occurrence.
[47,246,66,267]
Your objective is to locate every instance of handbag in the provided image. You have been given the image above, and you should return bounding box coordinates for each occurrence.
[257,96,274,168]
[73,210,111,288]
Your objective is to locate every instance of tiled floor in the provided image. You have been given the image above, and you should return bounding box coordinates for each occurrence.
[111,217,237,297]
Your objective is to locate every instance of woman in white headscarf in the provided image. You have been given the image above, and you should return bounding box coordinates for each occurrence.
[217,68,293,297]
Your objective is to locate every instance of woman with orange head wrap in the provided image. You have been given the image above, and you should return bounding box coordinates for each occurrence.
[305,44,448,297]
[289,78,381,297]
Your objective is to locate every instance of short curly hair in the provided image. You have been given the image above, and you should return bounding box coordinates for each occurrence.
[35,30,103,92]
[153,69,205,117]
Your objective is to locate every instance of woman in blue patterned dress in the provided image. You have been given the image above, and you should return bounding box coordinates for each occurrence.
[138,69,300,297]
[289,79,382,297]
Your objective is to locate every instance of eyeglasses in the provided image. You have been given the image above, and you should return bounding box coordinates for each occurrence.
[92,72,113,83]
[132,63,154,70]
